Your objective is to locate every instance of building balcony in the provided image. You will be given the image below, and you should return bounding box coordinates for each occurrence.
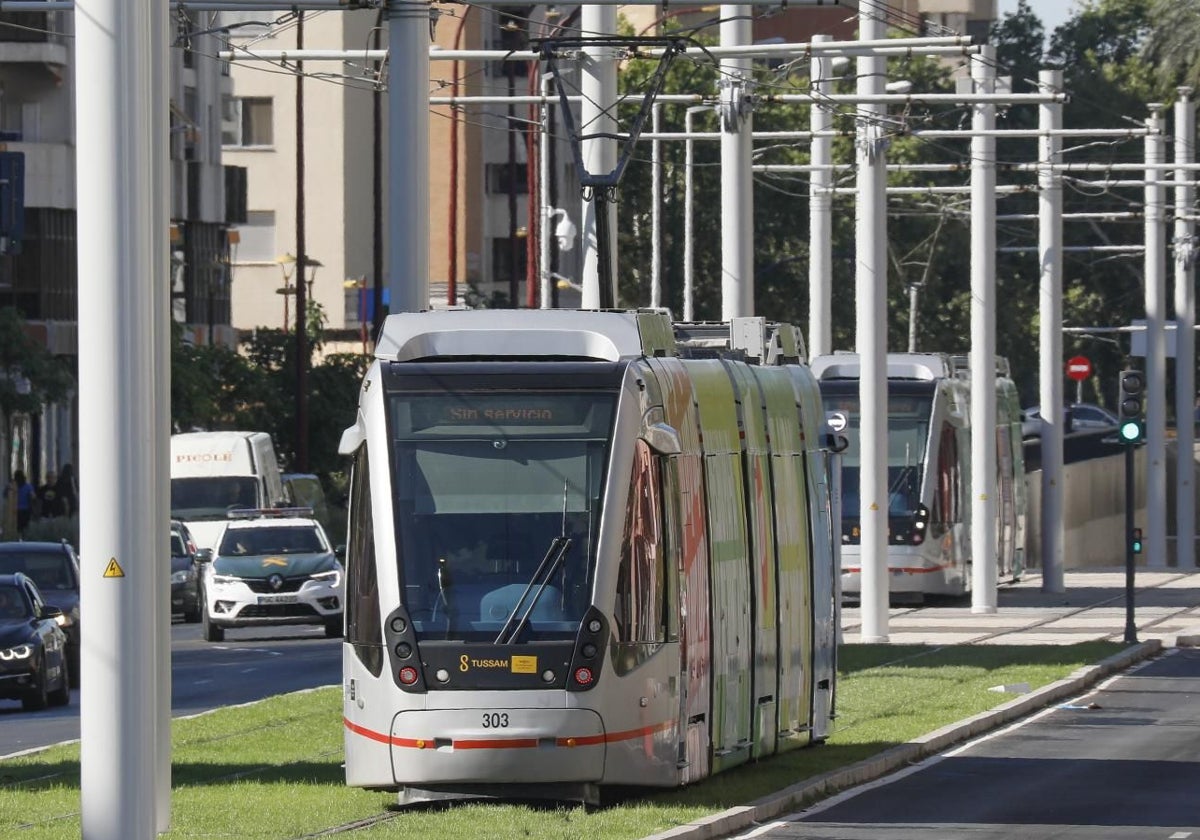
[0,13,70,70]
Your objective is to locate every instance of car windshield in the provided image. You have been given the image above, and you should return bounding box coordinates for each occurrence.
[0,552,73,591]
[171,476,258,518]
[219,525,325,556]
[0,584,30,619]
[171,532,187,556]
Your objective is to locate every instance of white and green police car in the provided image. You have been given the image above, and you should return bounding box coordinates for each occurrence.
[199,508,343,642]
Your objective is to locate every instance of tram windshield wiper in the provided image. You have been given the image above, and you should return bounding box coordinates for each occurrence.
[493,536,572,645]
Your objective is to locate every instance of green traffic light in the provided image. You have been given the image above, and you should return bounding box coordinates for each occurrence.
[1119,419,1142,442]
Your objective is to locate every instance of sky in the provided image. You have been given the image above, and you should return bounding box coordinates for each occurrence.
[995,0,1079,35]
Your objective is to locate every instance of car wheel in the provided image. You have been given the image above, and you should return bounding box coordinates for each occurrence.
[22,659,50,711]
[202,606,225,642]
[323,617,343,639]
[68,642,80,689]
[48,654,70,707]
[184,589,201,624]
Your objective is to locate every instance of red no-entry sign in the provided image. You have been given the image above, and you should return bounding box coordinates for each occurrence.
[1066,355,1092,382]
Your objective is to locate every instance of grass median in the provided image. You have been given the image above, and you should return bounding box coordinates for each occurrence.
[0,641,1123,839]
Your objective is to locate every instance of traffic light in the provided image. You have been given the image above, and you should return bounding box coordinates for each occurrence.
[1131,527,1143,555]
[1117,368,1145,443]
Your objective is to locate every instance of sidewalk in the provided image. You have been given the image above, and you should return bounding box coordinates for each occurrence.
[840,567,1200,647]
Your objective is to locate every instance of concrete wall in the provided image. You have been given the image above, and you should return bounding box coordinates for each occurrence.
[1025,447,1149,569]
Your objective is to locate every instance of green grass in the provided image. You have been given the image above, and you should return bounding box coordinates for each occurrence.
[0,641,1123,839]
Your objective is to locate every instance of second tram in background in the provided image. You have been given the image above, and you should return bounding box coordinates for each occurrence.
[338,309,841,805]
[812,352,1027,600]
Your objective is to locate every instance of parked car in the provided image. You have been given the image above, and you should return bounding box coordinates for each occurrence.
[198,508,344,642]
[1022,403,1119,437]
[0,572,70,710]
[171,520,202,623]
[0,541,81,687]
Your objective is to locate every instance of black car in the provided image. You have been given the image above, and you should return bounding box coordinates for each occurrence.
[0,572,70,710]
[171,520,202,623]
[0,541,81,687]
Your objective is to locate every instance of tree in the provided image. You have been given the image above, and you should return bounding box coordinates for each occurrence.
[0,307,73,446]
[171,303,367,496]
[1143,0,1200,88]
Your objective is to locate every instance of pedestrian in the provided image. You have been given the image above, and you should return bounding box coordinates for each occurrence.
[56,463,77,518]
[37,470,66,518]
[10,471,34,535]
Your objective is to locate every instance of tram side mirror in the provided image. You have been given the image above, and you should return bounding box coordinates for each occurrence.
[820,423,849,453]
[196,548,213,564]
[642,422,682,456]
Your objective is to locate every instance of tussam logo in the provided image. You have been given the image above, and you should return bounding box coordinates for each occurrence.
[175,453,234,463]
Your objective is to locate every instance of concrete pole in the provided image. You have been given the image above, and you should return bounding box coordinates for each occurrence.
[152,0,171,831]
[651,103,662,309]
[388,0,431,313]
[720,3,754,318]
[856,6,889,641]
[1145,106,1168,567]
[580,4,618,308]
[1038,69,1065,593]
[683,106,704,321]
[809,33,834,357]
[76,0,164,835]
[970,47,998,612]
[1175,90,1196,569]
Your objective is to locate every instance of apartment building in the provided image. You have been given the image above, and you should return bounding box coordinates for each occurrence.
[220,10,378,342]
[0,9,234,479]
[219,1,995,329]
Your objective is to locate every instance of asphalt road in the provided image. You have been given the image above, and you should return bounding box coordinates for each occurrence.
[739,648,1200,840]
[0,619,343,756]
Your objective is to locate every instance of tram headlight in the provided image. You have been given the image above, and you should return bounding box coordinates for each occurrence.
[390,617,407,634]
[587,619,602,633]
[541,669,556,683]
[581,643,597,658]
[395,642,413,659]
[435,669,450,683]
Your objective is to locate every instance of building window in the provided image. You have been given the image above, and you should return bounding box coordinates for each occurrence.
[222,96,273,147]
[488,7,532,77]
[232,211,276,263]
[486,163,529,195]
[490,237,528,287]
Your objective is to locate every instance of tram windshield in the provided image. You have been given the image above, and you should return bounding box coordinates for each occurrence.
[388,389,615,642]
[820,384,934,521]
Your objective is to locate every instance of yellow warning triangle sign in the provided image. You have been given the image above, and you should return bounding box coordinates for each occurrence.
[103,558,126,578]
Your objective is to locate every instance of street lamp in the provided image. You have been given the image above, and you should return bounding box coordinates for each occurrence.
[275,252,322,331]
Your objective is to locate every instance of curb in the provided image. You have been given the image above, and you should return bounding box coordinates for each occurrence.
[641,640,1163,840]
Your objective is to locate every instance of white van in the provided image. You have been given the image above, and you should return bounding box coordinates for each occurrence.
[170,432,286,550]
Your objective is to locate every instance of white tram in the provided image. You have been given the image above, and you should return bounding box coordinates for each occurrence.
[812,353,1027,599]
[338,310,841,805]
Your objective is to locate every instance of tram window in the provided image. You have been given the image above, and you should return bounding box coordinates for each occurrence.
[613,441,667,673]
[887,466,920,517]
[933,426,960,524]
[346,447,383,675]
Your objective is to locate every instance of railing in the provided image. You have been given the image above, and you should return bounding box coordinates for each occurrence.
[0,12,66,46]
